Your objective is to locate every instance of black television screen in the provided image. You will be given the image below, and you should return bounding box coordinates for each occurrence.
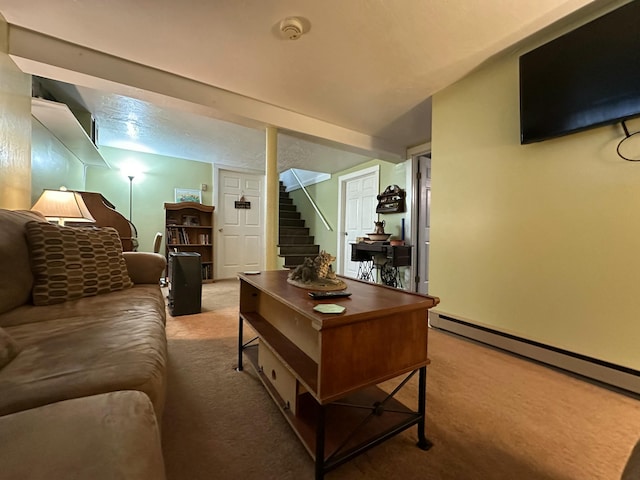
[519,1,640,144]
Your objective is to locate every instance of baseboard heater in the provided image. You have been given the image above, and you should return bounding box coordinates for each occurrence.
[429,312,640,397]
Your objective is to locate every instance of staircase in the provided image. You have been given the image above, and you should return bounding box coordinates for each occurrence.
[278,182,319,268]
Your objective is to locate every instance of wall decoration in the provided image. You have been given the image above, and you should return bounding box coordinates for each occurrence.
[234,194,251,209]
[376,184,406,213]
[174,188,202,203]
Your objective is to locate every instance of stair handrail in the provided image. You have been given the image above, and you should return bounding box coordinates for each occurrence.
[290,169,333,231]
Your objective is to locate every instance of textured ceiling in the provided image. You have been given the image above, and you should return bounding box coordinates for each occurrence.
[41,79,373,173]
[0,0,598,173]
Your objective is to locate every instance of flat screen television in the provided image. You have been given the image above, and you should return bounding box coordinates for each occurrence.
[519,0,640,144]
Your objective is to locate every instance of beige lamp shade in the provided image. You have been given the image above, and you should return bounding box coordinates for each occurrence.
[31,189,96,226]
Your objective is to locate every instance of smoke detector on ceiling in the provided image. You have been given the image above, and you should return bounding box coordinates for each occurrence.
[279,17,306,40]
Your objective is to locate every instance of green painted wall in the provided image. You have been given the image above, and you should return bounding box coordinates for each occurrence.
[289,158,411,257]
[289,175,339,254]
[85,147,212,253]
[30,119,85,205]
[430,0,640,370]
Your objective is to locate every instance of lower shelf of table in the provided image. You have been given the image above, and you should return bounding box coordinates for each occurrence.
[243,344,423,466]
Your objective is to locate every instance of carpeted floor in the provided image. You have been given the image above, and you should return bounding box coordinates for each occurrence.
[161,279,640,479]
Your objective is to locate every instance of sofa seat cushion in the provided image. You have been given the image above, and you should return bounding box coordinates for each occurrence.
[0,327,21,370]
[0,285,167,417]
[26,222,134,306]
[0,284,166,328]
[0,391,166,480]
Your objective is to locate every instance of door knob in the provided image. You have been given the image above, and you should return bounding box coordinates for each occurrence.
[218,228,223,232]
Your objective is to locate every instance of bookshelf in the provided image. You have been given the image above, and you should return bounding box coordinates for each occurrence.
[164,202,215,283]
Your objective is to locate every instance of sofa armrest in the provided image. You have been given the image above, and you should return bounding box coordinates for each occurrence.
[123,252,166,284]
[622,440,640,480]
[0,391,166,480]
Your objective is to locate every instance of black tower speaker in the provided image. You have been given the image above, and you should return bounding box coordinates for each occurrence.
[168,252,202,316]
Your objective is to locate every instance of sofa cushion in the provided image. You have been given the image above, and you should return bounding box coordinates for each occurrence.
[0,327,21,370]
[0,285,167,417]
[0,210,47,315]
[0,391,166,480]
[25,222,133,306]
[622,439,640,480]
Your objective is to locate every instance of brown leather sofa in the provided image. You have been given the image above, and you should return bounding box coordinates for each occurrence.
[0,209,168,479]
[622,439,640,480]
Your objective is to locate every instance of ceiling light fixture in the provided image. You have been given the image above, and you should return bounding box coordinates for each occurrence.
[279,17,306,40]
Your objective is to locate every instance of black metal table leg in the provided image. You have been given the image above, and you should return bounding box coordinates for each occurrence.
[315,404,326,480]
[357,259,375,282]
[416,365,432,450]
[237,316,244,371]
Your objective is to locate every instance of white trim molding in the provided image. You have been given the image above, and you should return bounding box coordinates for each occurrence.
[429,311,640,396]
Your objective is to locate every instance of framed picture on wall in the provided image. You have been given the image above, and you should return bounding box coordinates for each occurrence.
[175,188,202,203]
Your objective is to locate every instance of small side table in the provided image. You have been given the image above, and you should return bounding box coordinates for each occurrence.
[350,243,411,287]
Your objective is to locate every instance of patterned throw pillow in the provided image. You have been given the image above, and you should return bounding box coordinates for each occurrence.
[25,222,134,306]
[0,327,21,370]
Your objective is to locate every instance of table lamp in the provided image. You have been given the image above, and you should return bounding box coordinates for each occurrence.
[31,189,96,226]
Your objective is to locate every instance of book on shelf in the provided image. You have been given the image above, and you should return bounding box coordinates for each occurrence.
[201,263,212,280]
[167,227,191,244]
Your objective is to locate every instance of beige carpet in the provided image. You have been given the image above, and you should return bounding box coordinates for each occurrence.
[161,279,640,479]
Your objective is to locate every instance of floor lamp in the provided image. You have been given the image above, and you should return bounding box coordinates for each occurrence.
[128,175,134,222]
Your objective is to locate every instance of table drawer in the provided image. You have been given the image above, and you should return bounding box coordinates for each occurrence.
[258,341,298,413]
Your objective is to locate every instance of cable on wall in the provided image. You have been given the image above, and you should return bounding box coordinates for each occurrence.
[616,120,640,161]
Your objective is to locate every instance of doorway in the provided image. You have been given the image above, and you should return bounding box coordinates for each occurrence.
[414,154,431,294]
[336,165,379,277]
[216,169,264,279]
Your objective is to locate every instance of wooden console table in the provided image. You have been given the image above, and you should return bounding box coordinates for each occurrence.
[237,270,440,479]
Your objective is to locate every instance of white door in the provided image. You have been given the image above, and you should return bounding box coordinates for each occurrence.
[337,166,379,278]
[217,169,264,279]
[416,155,431,294]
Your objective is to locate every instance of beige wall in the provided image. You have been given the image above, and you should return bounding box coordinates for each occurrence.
[0,16,32,209]
[430,4,640,370]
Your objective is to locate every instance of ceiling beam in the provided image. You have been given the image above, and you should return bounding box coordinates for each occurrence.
[8,25,405,162]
